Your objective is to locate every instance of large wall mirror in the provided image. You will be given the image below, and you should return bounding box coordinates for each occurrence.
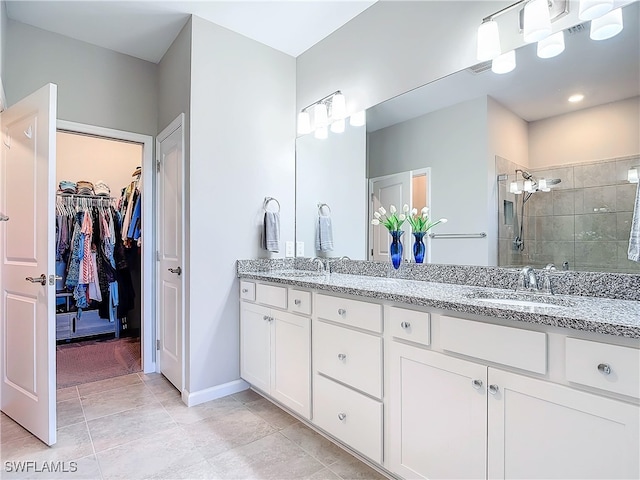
[295,1,639,272]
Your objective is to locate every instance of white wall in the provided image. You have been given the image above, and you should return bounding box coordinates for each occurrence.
[368,97,490,265]
[296,121,367,259]
[0,0,6,82]
[5,20,157,136]
[188,16,296,393]
[56,132,142,195]
[528,96,640,168]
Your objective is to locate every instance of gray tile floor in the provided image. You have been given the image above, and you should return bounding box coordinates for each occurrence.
[0,373,388,480]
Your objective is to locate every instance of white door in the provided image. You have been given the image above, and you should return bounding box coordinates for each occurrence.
[239,302,271,393]
[488,368,640,479]
[0,84,57,445]
[156,115,184,391]
[369,172,411,261]
[389,343,487,479]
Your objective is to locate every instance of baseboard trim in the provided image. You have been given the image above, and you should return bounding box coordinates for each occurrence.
[182,379,250,407]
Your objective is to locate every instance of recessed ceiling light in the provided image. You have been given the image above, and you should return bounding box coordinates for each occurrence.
[568,94,585,103]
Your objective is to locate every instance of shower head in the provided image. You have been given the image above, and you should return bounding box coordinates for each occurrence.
[519,170,534,180]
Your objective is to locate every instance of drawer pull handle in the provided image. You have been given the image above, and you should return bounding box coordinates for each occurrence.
[337,353,347,361]
[597,363,611,375]
[337,308,346,315]
[488,384,499,395]
[294,299,301,306]
[242,288,249,293]
[471,379,483,390]
[337,413,346,421]
[400,321,411,329]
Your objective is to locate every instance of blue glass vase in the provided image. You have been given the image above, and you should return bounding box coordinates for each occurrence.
[412,232,426,263]
[389,230,404,269]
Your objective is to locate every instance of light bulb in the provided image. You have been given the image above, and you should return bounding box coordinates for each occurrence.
[314,103,328,128]
[492,50,516,74]
[537,31,565,59]
[510,181,523,194]
[477,20,501,61]
[568,93,585,103]
[524,0,552,43]
[314,126,328,140]
[590,8,623,41]
[331,93,346,120]
[330,119,345,133]
[538,179,547,190]
[579,0,613,21]
[297,111,311,135]
[350,110,366,127]
[524,180,535,192]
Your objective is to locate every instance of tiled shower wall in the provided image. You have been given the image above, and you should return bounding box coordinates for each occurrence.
[497,154,640,273]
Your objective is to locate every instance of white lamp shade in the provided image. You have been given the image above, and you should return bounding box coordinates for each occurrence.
[628,167,639,183]
[331,93,346,120]
[538,179,547,189]
[492,50,516,74]
[314,103,328,128]
[477,21,501,61]
[314,126,328,140]
[297,111,312,135]
[524,180,535,192]
[349,110,366,127]
[537,31,565,58]
[579,0,613,21]
[330,119,345,133]
[590,8,623,41]
[524,0,552,43]
[509,180,523,194]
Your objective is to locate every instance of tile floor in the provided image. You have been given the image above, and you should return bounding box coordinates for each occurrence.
[0,373,389,480]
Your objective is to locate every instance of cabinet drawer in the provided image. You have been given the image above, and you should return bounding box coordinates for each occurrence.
[316,294,382,333]
[439,315,547,374]
[240,281,255,301]
[314,320,382,398]
[289,289,311,316]
[389,307,430,346]
[256,283,287,309]
[566,338,640,399]
[313,374,382,464]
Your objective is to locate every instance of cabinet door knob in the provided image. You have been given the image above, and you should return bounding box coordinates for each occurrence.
[337,353,347,361]
[488,384,499,395]
[242,288,248,293]
[337,412,346,421]
[597,363,611,375]
[400,321,411,329]
[294,299,301,306]
[471,379,483,390]
[337,308,346,315]
[263,315,269,321]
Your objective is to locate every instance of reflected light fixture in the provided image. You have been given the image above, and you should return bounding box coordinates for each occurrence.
[510,180,524,194]
[492,50,516,74]
[590,8,623,40]
[524,0,552,43]
[568,93,585,103]
[628,167,639,184]
[477,20,501,61]
[537,31,565,58]
[330,119,345,134]
[314,126,328,140]
[350,110,366,127]
[579,0,613,21]
[297,90,349,137]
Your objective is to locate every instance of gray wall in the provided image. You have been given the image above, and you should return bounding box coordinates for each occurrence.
[0,0,6,82]
[5,20,157,136]
[368,97,489,265]
[188,15,296,393]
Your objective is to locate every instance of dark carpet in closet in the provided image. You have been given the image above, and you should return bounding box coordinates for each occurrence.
[56,337,141,388]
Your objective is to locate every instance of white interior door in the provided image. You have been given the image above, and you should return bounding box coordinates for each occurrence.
[0,84,57,445]
[156,115,184,392]
[369,172,411,261]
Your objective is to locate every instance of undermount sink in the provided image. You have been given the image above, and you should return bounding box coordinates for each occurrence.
[467,292,575,309]
[276,270,325,278]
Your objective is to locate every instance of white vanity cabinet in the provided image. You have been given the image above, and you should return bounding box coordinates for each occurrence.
[240,282,311,419]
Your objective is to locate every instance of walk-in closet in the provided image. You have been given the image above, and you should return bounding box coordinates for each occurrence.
[55,130,143,388]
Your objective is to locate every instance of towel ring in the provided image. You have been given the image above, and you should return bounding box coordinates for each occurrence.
[318,203,331,216]
[263,197,281,213]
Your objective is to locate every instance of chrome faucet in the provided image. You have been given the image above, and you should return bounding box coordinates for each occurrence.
[311,257,325,274]
[517,266,539,292]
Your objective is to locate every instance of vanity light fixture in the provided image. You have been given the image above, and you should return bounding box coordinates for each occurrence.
[297,90,349,137]
[524,0,552,43]
[510,180,524,194]
[330,119,345,133]
[628,167,639,184]
[579,0,613,21]
[297,111,312,135]
[477,20,502,61]
[568,93,585,103]
[492,50,516,74]
[315,126,328,140]
[590,7,623,40]
[350,110,366,127]
[537,31,565,58]
[314,103,328,128]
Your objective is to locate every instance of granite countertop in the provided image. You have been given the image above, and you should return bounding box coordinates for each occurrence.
[238,269,640,339]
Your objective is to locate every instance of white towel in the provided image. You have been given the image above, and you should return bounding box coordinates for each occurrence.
[262,211,280,253]
[628,181,640,262]
[315,215,334,252]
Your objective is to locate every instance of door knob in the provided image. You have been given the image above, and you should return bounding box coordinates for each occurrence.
[400,321,411,329]
[471,379,483,390]
[337,412,346,421]
[25,274,46,286]
[337,308,346,315]
[337,353,347,361]
[168,267,182,275]
[597,363,611,375]
[488,384,499,395]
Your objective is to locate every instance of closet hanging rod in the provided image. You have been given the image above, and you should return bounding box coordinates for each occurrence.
[429,232,487,239]
[56,192,115,201]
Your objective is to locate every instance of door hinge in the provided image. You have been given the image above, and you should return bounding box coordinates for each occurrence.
[156,339,161,350]
[156,160,161,173]
[156,250,160,261]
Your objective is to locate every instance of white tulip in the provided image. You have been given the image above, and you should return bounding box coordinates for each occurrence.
[399,214,406,221]
[411,208,418,216]
[379,206,386,215]
[373,211,381,219]
[389,205,396,214]
[421,206,429,214]
[439,218,448,223]
[403,204,410,213]
[371,219,380,225]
